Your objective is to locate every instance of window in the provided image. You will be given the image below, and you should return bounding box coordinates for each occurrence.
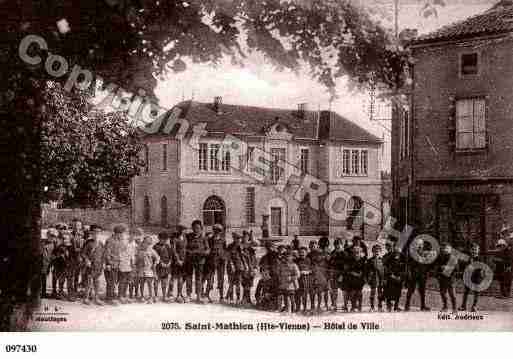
[341,149,368,177]
[143,145,149,173]
[203,196,225,227]
[143,196,150,224]
[270,148,286,183]
[460,53,478,76]
[246,146,255,170]
[300,193,311,226]
[199,143,231,172]
[351,150,360,175]
[342,149,350,175]
[400,109,409,160]
[361,150,368,175]
[456,98,486,150]
[300,148,309,174]
[346,196,363,230]
[246,187,255,224]
[162,144,167,171]
[161,196,168,227]
[209,144,220,171]
[199,143,208,171]
[221,149,231,171]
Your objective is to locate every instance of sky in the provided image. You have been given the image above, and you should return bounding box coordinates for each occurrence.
[154,0,496,170]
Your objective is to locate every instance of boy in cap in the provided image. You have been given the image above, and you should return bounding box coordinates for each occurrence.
[205,224,227,303]
[81,224,105,305]
[329,238,346,311]
[128,227,144,300]
[171,226,187,302]
[62,231,79,301]
[103,224,124,305]
[153,232,173,302]
[459,243,485,312]
[226,232,246,304]
[383,244,406,312]
[277,250,300,313]
[71,218,86,294]
[118,226,136,304]
[241,246,258,307]
[259,242,279,310]
[136,236,160,303]
[345,246,366,311]
[185,220,210,303]
[295,246,312,313]
[434,242,457,312]
[366,244,385,311]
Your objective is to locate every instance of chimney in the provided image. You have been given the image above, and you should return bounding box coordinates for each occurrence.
[298,102,308,118]
[213,96,222,114]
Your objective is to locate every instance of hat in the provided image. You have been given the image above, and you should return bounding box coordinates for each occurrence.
[232,232,241,239]
[113,224,128,234]
[47,228,59,237]
[213,224,224,232]
[90,224,103,232]
[497,239,507,247]
[158,232,169,240]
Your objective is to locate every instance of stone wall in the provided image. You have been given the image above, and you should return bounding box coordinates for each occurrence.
[42,204,130,229]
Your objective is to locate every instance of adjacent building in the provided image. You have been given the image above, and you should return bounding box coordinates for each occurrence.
[132,98,384,239]
[392,1,513,251]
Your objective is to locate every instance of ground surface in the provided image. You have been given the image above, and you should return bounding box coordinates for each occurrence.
[30,287,513,332]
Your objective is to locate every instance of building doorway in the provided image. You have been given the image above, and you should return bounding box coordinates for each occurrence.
[203,196,226,228]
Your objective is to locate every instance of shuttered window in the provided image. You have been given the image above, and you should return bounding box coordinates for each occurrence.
[456,98,486,150]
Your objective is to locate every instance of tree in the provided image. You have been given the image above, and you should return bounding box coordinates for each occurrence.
[41,82,143,208]
[0,0,409,328]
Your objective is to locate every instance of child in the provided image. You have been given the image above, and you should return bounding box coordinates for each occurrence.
[295,246,312,313]
[255,270,274,311]
[205,224,226,303]
[128,227,144,300]
[118,229,136,304]
[41,229,57,299]
[308,241,328,312]
[171,227,187,303]
[277,251,300,313]
[329,238,346,311]
[241,246,258,307]
[81,224,104,305]
[136,236,160,303]
[226,233,246,304]
[459,243,484,312]
[185,220,210,303]
[383,245,406,312]
[62,232,78,301]
[366,244,385,311]
[435,242,457,312]
[345,246,366,311]
[153,232,173,302]
[50,233,65,299]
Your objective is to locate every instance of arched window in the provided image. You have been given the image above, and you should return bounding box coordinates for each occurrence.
[203,196,226,227]
[161,195,168,227]
[300,193,311,226]
[346,196,364,230]
[143,196,151,224]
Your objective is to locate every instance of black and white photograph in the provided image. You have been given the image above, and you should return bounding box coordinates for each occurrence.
[1,0,513,337]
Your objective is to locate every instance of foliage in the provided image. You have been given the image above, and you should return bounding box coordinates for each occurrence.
[41,82,143,207]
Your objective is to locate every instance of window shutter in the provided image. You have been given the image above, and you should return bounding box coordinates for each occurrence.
[448,96,456,152]
[474,98,486,149]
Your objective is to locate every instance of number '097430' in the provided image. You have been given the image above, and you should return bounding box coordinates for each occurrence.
[5,345,37,353]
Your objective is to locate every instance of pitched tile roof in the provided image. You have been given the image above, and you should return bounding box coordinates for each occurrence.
[413,1,513,45]
[147,100,381,143]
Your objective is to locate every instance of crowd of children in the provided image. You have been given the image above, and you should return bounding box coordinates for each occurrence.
[40,218,495,313]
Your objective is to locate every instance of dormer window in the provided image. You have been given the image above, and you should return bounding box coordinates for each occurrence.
[460,52,479,76]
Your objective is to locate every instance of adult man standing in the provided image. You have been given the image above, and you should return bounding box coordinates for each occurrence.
[104,224,124,304]
[205,224,227,303]
[185,220,210,303]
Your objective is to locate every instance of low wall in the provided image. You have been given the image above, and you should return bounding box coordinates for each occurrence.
[42,205,130,228]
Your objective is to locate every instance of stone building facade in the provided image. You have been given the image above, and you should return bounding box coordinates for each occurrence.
[132,99,383,239]
[391,1,513,251]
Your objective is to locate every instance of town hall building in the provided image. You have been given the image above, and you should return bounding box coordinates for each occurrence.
[132,98,384,239]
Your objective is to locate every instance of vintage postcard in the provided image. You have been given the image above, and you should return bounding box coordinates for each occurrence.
[1,0,513,336]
